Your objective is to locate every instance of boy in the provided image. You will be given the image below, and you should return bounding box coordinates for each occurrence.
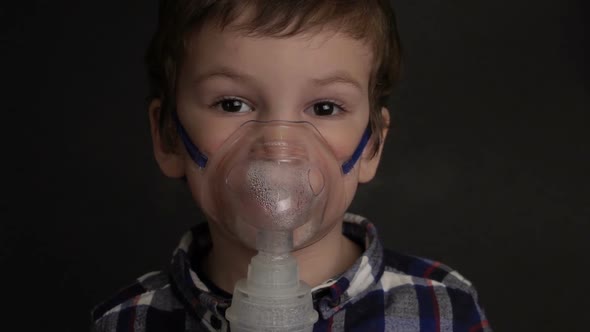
[92,0,491,331]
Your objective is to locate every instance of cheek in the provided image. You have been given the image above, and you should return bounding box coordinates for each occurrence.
[321,129,366,163]
[183,118,243,158]
[342,166,360,205]
[184,163,206,211]
[176,94,247,158]
[316,112,370,163]
[179,130,229,218]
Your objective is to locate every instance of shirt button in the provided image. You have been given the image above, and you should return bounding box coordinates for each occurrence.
[328,297,341,307]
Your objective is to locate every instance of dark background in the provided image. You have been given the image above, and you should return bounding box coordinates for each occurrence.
[3,0,588,331]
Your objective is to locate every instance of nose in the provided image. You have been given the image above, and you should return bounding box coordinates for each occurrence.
[252,123,308,161]
[260,124,289,141]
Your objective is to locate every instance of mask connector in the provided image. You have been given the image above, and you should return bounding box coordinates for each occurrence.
[226,231,318,331]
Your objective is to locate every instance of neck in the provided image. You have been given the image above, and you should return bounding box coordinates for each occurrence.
[203,222,362,294]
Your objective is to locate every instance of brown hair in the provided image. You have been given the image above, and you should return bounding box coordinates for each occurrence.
[146,0,402,155]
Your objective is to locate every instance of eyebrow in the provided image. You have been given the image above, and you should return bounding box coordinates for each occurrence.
[311,72,363,92]
[192,67,258,85]
[192,67,363,92]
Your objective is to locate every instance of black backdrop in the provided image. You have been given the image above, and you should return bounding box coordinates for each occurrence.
[3,0,588,331]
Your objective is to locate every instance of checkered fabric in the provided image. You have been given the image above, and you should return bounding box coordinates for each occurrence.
[92,213,491,331]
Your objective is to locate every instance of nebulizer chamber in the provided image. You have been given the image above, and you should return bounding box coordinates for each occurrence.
[195,121,348,331]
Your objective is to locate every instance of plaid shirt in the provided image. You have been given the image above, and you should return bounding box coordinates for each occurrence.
[92,213,491,331]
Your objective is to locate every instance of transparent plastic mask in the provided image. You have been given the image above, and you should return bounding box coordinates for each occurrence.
[197,120,349,253]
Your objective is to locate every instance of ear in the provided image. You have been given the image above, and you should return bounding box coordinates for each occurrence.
[358,107,390,183]
[148,99,185,178]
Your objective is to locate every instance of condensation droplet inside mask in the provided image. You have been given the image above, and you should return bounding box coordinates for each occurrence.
[226,158,325,231]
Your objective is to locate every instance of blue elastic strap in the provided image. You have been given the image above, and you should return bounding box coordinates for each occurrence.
[173,112,208,168]
[341,126,372,174]
[173,113,371,174]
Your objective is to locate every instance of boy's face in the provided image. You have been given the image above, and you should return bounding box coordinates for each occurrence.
[151,20,388,245]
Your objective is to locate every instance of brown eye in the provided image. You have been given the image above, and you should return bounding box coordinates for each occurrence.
[215,98,253,113]
[312,102,343,116]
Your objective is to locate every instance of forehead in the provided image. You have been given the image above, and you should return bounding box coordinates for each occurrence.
[183,23,374,87]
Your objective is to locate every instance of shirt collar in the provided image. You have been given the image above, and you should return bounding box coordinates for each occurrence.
[169,213,385,320]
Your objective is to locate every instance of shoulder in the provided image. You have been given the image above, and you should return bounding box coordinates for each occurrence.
[91,271,187,332]
[381,249,475,292]
[377,250,491,331]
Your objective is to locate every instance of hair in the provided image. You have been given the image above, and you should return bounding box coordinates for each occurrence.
[146,0,402,156]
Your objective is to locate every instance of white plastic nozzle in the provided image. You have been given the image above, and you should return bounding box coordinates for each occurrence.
[226,256,318,331]
[226,231,318,331]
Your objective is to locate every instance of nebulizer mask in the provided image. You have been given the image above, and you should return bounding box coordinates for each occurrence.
[175,116,370,331]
